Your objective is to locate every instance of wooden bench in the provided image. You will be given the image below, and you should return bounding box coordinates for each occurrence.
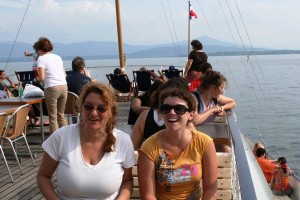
[274,194,291,200]
[131,152,232,200]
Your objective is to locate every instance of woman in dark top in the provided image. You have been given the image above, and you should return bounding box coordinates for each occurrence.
[127,81,162,125]
[131,78,189,150]
[184,40,208,77]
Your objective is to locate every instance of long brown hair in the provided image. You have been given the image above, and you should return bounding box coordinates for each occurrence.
[199,70,227,91]
[79,82,118,152]
[278,157,288,174]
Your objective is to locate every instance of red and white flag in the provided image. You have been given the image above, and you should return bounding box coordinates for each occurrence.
[189,4,198,19]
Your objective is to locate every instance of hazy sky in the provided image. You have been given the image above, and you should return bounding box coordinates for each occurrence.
[0,0,299,50]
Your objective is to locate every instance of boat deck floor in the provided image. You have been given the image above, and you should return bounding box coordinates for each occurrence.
[0,101,291,199]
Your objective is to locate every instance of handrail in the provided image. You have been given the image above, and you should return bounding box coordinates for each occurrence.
[226,110,274,200]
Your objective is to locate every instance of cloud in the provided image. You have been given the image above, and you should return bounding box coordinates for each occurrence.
[0,0,299,49]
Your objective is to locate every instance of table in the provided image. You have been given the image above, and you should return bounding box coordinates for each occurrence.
[0,97,45,141]
[0,105,19,114]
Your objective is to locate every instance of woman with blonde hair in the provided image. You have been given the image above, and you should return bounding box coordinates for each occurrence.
[253,142,265,157]
[37,82,136,199]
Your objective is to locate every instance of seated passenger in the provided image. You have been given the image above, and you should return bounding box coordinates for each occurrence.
[192,70,236,125]
[138,88,217,199]
[186,62,213,92]
[37,82,136,199]
[270,157,293,196]
[253,142,265,157]
[0,89,12,99]
[66,56,92,96]
[127,81,161,125]
[256,148,277,183]
[0,70,16,90]
[113,67,125,75]
[131,78,190,150]
[131,81,164,150]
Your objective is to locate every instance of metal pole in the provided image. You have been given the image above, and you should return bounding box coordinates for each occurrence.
[115,0,125,70]
[188,1,191,56]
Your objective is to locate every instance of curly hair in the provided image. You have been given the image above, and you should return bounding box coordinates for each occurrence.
[191,40,203,50]
[199,70,227,91]
[278,157,288,174]
[33,37,53,52]
[79,82,118,152]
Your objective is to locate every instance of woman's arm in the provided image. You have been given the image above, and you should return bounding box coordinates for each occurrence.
[192,106,221,125]
[131,98,150,115]
[5,76,15,88]
[269,171,275,188]
[201,142,218,200]
[131,110,148,150]
[217,95,236,114]
[36,152,60,200]
[184,59,193,77]
[37,67,45,81]
[117,167,133,200]
[138,151,156,200]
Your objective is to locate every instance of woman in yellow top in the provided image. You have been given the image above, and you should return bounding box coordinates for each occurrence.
[138,88,217,200]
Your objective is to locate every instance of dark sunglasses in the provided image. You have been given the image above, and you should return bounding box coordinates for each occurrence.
[83,104,106,113]
[160,104,190,115]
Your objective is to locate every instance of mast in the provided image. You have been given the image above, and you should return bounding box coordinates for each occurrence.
[115,0,125,71]
[187,1,191,55]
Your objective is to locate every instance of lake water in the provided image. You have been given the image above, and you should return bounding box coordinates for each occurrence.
[2,54,300,174]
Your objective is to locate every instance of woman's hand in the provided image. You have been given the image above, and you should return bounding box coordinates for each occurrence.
[210,105,222,115]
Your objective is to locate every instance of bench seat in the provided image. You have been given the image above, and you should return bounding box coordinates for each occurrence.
[131,152,232,200]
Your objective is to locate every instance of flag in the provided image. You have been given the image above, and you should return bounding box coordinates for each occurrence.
[189,3,198,20]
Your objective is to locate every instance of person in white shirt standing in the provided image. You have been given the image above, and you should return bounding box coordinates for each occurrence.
[33,37,67,134]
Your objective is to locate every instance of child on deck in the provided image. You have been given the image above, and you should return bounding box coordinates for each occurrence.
[270,157,293,196]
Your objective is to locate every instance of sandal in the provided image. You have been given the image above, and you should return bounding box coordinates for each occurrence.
[34,121,41,126]
[43,121,49,126]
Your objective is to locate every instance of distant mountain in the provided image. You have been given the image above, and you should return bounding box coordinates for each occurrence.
[0,36,299,62]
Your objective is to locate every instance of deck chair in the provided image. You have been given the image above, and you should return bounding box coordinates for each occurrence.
[106,73,133,100]
[162,69,183,79]
[0,104,36,175]
[64,91,80,125]
[0,112,14,182]
[15,71,35,85]
[132,70,154,93]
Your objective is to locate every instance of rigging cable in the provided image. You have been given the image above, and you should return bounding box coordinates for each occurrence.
[194,0,295,166]
[194,0,261,143]
[231,0,296,165]
[160,0,184,67]
[4,0,32,71]
[223,0,281,158]
[166,0,185,66]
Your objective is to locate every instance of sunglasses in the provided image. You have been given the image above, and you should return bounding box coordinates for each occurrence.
[160,104,190,115]
[83,104,106,113]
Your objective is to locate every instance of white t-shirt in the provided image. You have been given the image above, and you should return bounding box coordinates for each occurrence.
[37,53,67,88]
[42,124,136,200]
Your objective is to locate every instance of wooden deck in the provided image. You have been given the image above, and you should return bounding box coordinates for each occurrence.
[0,101,130,200]
[1,100,291,199]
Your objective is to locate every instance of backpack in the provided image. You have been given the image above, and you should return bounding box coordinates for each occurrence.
[192,90,217,112]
